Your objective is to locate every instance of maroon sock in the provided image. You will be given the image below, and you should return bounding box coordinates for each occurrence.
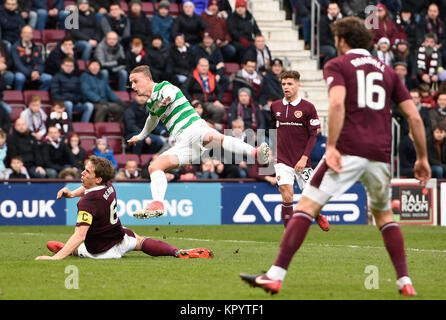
[274,211,313,270]
[381,222,409,279]
[141,238,178,257]
[281,202,294,227]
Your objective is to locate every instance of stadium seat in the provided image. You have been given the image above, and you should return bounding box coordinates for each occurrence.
[72,122,95,137]
[224,63,240,76]
[115,153,140,169]
[3,90,25,105]
[10,105,25,122]
[77,59,86,73]
[113,91,130,103]
[80,136,96,155]
[129,91,137,101]
[42,30,67,55]
[222,91,234,106]
[120,1,128,14]
[23,90,51,105]
[33,30,42,42]
[106,136,125,154]
[139,154,153,166]
[94,122,123,138]
[142,2,154,15]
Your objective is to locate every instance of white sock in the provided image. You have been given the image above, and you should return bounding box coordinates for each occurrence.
[222,135,254,156]
[150,170,167,202]
[396,276,412,289]
[266,265,287,281]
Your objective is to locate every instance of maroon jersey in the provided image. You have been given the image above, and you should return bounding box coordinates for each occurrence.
[76,181,125,254]
[271,97,320,168]
[323,49,411,163]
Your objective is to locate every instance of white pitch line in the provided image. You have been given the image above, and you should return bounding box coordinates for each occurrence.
[164,236,446,254]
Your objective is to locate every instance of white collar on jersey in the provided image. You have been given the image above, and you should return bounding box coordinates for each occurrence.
[84,185,106,194]
[346,48,371,56]
[282,96,302,106]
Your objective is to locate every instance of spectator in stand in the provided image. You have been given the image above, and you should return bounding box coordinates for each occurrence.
[20,95,47,141]
[7,118,55,178]
[373,3,399,46]
[168,33,196,85]
[194,31,229,92]
[93,137,118,170]
[419,82,437,108]
[128,0,152,48]
[319,1,342,68]
[373,37,394,67]
[393,40,417,82]
[11,25,52,91]
[115,158,142,180]
[417,33,442,86]
[182,57,225,126]
[310,130,327,169]
[419,3,446,62]
[179,163,197,180]
[196,157,219,180]
[243,35,272,73]
[42,126,78,176]
[398,128,416,178]
[289,0,311,49]
[395,6,423,54]
[80,59,126,123]
[216,0,232,19]
[94,31,128,91]
[227,0,261,62]
[151,0,174,46]
[146,35,170,83]
[101,1,131,47]
[5,156,30,179]
[187,0,209,15]
[259,58,284,107]
[126,37,151,72]
[339,0,377,19]
[46,100,73,140]
[171,1,208,50]
[17,0,37,30]
[68,133,85,171]
[231,58,263,103]
[71,0,102,62]
[0,41,15,90]
[89,0,108,22]
[427,122,446,178]
[410,88,433,136]
[50,57,94,123]
[228,87,265,131]
[0,0,26,52]
[31,0,69,31]
[0,97,11,133]
[124,94,165,156]
[58,167,78,179]
[394,61,415,91]
[248,159,277,186]
[45,36,80,76]
[201,0,236,62]
[0,129,7,179]
[430,92,446,129]
[401,0,429,24]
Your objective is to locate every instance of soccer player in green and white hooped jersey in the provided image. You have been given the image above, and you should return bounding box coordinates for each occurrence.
[127,65,270,219]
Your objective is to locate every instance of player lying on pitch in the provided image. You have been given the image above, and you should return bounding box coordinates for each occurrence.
[35,156,213,260]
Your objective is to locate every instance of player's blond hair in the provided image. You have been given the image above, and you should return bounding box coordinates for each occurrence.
[130,65,153,80]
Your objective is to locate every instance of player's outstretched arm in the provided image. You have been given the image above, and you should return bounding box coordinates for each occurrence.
[127,113,160,146]
[398,99,431,184]
[57,186,85,199]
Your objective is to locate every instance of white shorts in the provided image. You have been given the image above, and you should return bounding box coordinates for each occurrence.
[302,155,391,211]
[274,163,314,190]
[161,119,217,165]
[77,232,137,259]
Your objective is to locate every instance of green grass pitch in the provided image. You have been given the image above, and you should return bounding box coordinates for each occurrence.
[0,224,445,300]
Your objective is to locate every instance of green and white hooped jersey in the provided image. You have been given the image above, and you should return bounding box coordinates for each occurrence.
[146,81,201,138]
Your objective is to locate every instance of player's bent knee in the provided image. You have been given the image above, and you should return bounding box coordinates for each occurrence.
[294,196,322,218]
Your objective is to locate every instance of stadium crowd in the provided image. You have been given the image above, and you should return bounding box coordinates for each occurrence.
[0,0,445,181]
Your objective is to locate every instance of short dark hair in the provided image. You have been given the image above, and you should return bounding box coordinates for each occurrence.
[331,16,373,50]
[280,70,301,81]
[88,155,116,185]
[425,32,438,43]
[62,56,75,65]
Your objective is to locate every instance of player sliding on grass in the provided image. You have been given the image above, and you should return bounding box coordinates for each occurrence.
[240,17,431,296]
[127,65,270,219]
[35,156,213,260]
[271,70,330,231]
